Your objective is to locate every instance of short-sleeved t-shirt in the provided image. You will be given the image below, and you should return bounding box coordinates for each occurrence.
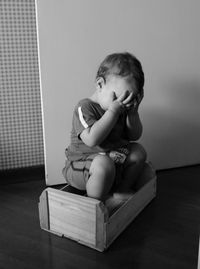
[66,98,129,161]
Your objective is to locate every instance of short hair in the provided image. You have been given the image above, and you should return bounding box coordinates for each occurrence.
[96,52,144,92]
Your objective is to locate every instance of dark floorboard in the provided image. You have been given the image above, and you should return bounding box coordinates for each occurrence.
[0,165,200,269]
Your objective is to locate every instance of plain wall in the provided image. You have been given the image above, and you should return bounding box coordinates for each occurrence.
[36,0,200,185]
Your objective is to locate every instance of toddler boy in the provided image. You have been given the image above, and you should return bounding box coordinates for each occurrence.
[62,52,147,201]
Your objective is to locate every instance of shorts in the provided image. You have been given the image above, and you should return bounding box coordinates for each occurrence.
[62,153,98,190]
[62,147,130,191]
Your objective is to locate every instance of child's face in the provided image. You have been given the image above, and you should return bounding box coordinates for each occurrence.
[98,75,139,110]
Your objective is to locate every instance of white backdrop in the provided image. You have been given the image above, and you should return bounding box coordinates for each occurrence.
[36,0,200,185]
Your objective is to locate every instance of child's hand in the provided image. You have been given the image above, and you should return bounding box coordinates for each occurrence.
[108,91,134,115]
[127,90,144,114]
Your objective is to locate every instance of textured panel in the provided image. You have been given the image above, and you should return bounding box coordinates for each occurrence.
[0,0,44,170]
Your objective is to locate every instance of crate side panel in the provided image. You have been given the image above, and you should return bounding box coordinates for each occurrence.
[47,190,97,245]
[106,177,156,248]
[95,202,108,251]
[38,190,50,230]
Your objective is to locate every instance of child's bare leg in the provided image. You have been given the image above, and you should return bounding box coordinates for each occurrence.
[86,155,115,201]
[115,143,147,195]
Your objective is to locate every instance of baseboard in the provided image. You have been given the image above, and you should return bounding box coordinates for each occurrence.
[1,163,199,185]
[0,165,45,185]
[156,163,200,173]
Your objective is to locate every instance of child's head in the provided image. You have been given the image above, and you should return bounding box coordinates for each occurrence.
[95,52,144,110]
[96,52,144,92]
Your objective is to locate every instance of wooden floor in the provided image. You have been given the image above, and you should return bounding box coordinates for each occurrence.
[0,165,200,269]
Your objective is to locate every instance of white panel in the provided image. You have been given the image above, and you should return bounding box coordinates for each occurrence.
[36,0,200,185]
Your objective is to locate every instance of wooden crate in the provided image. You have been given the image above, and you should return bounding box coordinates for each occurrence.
[38,162,156,252]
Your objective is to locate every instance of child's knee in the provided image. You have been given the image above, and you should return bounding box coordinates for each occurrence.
[128,143,147,164]
[90,154,115,179]
[87,155,115,200]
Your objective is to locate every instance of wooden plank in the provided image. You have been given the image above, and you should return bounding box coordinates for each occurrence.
[105,177,156,248]
[47,187,100,206]
[38,189,50,230]
[95,202,108,252]
[47,187,101,248]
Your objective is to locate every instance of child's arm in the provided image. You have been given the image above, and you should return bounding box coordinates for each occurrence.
[126,92,144,141]
[80,92,129,147]
[126,111,143,141]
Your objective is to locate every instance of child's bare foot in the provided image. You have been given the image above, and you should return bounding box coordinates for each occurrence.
[105,195,125,216]
[105,190,135,216]
[113,189,135,201]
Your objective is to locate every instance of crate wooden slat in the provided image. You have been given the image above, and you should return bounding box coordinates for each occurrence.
[39,162,156,251]
[105,177,156,248]
[39,187,108,251]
